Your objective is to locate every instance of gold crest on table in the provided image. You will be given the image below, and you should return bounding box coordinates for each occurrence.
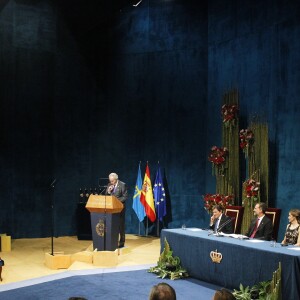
[96,219,105,237]
[210,249,222,263]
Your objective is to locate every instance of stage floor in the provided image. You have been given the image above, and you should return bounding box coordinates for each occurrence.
[0,234,160,285]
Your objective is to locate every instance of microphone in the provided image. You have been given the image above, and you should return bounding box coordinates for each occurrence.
[217,217,235,233]
[99,187,107,195]
[50,179,57,188]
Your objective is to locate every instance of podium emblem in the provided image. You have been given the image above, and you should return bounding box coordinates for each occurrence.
[96,219,105,237]
[210,249,223,263]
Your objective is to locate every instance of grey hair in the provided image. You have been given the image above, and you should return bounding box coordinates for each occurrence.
[109,173,118,180]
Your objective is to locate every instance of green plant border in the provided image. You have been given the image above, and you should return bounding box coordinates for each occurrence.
[148,238,189,280]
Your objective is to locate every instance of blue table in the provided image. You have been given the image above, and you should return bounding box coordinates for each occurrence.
[161,228,300,299]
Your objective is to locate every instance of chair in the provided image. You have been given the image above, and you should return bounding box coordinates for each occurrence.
[265,208,282,241]
[225,206,244,234]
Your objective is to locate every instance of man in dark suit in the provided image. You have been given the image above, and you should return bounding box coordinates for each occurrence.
[209,205,233,234]
[107,172,128,248]
[246,202,273,241]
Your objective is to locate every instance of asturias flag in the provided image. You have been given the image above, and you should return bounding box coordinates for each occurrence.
[132,164,146,222]
[153,166,166,221]
[140,163,156,222]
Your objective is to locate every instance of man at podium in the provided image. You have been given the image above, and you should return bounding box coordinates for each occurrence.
[107,173,128,247]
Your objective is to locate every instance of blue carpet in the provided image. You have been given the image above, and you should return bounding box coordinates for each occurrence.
[0,269,221,300]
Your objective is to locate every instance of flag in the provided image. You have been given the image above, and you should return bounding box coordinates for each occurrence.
[153,166,167,221]
[140,163,156,222]
[132,164,146,222]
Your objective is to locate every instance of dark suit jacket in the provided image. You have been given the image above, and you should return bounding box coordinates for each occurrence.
[108,180,128,204]
[246,215,273,241]
[210,214,233,234]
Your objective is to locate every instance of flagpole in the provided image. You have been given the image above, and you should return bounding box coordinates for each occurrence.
[138,222,141,236]
[146,218,148,236]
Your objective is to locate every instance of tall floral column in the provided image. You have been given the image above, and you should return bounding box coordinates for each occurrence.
[240,120,269,234]
[241,173,260,234]
[219,90,240,201]
[248,121,269,205]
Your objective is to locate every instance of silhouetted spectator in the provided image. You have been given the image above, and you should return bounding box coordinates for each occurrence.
[213,288,236,300]
[149,282,176,300]
[0,257,4,282]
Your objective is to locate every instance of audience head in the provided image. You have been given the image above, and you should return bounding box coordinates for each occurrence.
[212,205,224,219]
[149,283,176,300]
[253,202,267,217]
[288,209,300,224]
[68,297,88,300]
[213,288,236,300]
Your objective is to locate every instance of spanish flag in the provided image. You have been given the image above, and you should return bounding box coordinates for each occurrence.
[140,163,156,222]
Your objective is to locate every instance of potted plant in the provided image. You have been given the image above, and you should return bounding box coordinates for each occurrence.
[149,238,188,280]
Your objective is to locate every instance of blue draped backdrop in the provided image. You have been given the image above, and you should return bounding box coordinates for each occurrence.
[0,0,299,242]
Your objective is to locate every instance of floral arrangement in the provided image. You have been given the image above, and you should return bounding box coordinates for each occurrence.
[208,146,228,175]
[221,104,239,128]
[149,238,188,280]
[203,193,235,214]
[239,129,254,158]
[243,178,260,206]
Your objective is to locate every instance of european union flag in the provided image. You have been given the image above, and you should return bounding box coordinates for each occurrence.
[153,166,166,221]
[132,164,146,222]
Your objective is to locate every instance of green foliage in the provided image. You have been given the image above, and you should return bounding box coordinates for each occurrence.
[233,281,273,300]
[148,238,189,280]
[233,284,251,300]
[251,280,271,299]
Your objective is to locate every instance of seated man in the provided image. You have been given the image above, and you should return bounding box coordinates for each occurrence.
[209,205,233,234]
[246,202,273,241]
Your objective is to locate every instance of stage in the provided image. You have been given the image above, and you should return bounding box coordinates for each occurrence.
[0,234,160,284]
[0,234,223,299]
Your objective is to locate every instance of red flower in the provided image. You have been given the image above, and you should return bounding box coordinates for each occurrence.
[221,104,239,124]
[203,193,234,214]
[239,129,254,150]
[244,179,260,200]
[208,146,228,166]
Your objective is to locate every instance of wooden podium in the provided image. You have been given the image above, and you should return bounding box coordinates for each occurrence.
[86,195,123,251]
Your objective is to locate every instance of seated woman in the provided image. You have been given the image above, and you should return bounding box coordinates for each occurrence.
[281,209,300,246]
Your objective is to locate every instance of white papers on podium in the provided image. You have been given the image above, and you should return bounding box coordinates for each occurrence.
[245,239,265,243]
[287,247,300,251]
[186,228,203,232]
[218,233,249,239]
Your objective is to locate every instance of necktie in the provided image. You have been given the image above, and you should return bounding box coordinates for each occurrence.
[250,218,259,238]
[214,218,220,232]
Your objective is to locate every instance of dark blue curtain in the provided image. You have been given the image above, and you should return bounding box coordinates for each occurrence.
[0,0,299,241]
